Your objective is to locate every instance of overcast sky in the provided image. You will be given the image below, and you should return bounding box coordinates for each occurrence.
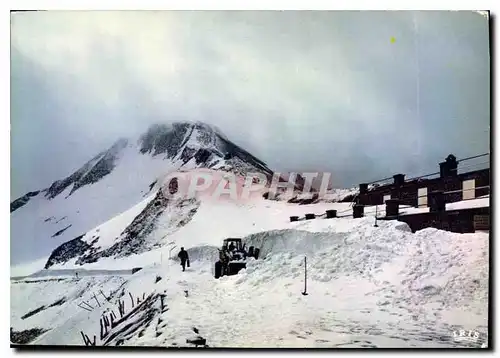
[11,11,490,198]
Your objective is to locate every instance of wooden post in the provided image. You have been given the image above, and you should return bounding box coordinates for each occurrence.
[80,331,89,346]
[120,300,125,316]
[129,292,135,308]
[93,293,101,308]
[100,290,110,302]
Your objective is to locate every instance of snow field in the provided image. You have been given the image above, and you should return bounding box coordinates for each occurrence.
[12,215,489,348]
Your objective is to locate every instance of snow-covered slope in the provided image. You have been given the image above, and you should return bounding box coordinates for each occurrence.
[34,185,348,272]
[11,121,275,266]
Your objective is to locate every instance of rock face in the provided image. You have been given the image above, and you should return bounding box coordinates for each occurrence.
[44,235,91,269]
[45,138,128,199]
[137,121,273,180]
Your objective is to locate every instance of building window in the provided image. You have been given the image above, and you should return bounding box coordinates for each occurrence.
[383,194,391,203]
[418,187,428,208]
[463,179,476,200]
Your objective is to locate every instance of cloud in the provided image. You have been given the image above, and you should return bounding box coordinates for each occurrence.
[10,11,490,196]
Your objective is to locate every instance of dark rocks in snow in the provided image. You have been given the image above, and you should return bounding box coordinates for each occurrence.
[45,138,128,199]
[10,191,40,213]
[194,148,212,165]
[49,297,67,307]
[20,297,66,320]
[148,180,157,192]
[11,327,49,345]
[51,224,72,238]
[217,135,272,176]
[140,121,274,178]
[139,122,190,157]
[21,305,48,320]
[44,234,90,269]
[55,216,68,224]
[179,146,197,164]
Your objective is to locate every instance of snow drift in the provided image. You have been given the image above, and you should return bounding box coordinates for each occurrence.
[11,214,489,348]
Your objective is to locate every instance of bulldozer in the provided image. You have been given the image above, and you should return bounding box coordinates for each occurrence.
[214,238,260,279]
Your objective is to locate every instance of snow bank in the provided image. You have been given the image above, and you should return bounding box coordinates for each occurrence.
[11,215,489,348]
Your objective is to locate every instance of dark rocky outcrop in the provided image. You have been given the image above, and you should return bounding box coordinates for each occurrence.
[51,224,72,238]
[45,138,128,199]
[139,122,191,157]
[44,235,90,269]
[11,327,49,345]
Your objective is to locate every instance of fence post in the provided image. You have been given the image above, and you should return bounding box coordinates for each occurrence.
[129,292,135,308]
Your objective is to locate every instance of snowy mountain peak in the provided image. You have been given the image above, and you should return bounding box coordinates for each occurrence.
[10,121,274,265]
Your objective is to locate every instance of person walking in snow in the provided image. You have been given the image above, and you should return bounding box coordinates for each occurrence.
[178,247,189,272]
